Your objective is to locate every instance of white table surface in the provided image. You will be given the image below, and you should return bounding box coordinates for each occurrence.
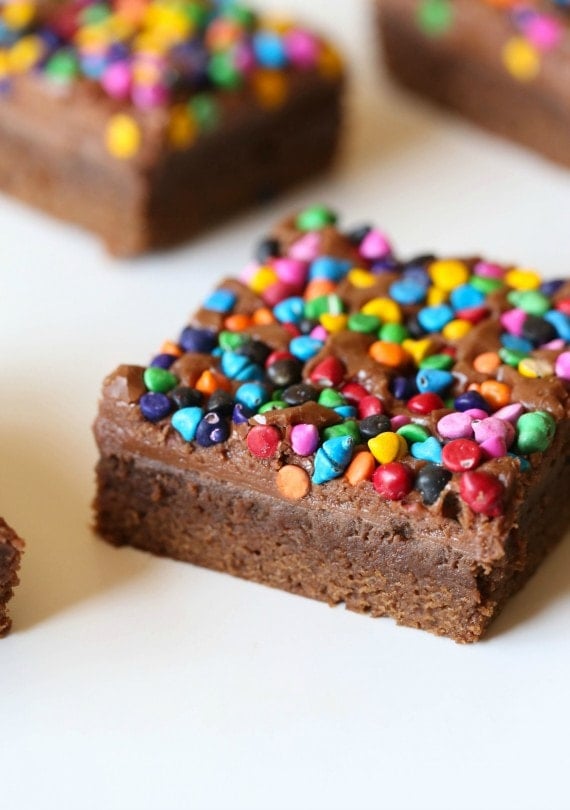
[2,2,570,809]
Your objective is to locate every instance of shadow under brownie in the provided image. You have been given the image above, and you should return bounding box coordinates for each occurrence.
[94,206,570,641]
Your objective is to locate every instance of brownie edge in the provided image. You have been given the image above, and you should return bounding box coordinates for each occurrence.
[0,518,24,637]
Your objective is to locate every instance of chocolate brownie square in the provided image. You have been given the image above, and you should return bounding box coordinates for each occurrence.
[0,1,344,255]
[0,517,24,636]
[378,0,570,168]
[94,205,570,642]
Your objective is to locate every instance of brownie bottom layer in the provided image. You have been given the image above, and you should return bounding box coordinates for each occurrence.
[0,79,342,256]
[94,437,570,642]
[379,7,570,168]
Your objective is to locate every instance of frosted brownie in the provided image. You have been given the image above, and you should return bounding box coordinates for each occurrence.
[94,206,570,641]
[0,517,24,636]
[378,0,570,168]
[0,1,343,255]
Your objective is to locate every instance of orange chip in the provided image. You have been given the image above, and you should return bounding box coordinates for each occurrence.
[224,313,252,332]
[369,341,409,368]
[160,340,182,357]
[473,352,501,375]
[304,279,336,301]
[252,307,277,325]
[276,465,311,500]
[195,369,231,395]
[344,451,376,486]
[480,380,511,409]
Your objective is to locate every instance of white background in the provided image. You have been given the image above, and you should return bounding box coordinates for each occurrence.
[2,2,570,809]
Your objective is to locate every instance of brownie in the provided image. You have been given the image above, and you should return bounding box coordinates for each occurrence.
[93,205,570,642]
[378,0,570,168]
[0,517,24,636]
[0,2,344,256]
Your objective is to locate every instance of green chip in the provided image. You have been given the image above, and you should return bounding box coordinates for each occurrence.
[416,0,453,36]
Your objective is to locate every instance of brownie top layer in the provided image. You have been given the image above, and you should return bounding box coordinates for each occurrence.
[97,206,570,561]
[0,1,342,164]
[396,0,570,84]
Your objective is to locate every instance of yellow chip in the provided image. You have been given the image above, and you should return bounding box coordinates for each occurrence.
[105,114,141,159]
[429,259,469,291]
[361,297,402,323]
[347,268,376,288]
[505,267,541,290]
[503,36,540,82]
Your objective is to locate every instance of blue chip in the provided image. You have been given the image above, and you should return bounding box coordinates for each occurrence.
[389,279,427,306]
[416,368,454,395]
[544,310,570,341]
[171,407,203,442]
[253,31,287,69]
[308,256,352,282]
[273,296,305,324]
[203,288,237,313]
[289,335,325,362]
[417,305,454,332]
[500,333,533,353]
[450,284,486,310]
[411,436,443,464]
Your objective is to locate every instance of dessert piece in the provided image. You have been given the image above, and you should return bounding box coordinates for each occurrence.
[0,517,24,636]
[94,205,570,642]
[378,0,570,168]
[0,2,343,256]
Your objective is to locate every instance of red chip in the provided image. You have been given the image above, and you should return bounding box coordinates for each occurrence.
[454,306,489,324]
[459,471,505,517]
[442,439,482,472]
[407,392,445,415]
[373,462,414,501]
[358,395,384,418]
[340,382,369,404]
[246,425,281,459]
[282,323,301,338]
[309,356,346,387]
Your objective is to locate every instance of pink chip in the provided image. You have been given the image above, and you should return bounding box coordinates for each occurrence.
[523,15,563,51]
[480,435,507,459]
[555,351,570,381]
[472,416,508,444]
[500,308,526,337]
[473,261,504,279]
[239,261,259,283]
[284,29,319,69]
[493,403,525,423]
[273,258,308,287]
[310,325,328,341]
[437,412,474,440]
[102,61,131,100]
[359,229,392,260]
[291,423,319,456]
[289,233,321,261]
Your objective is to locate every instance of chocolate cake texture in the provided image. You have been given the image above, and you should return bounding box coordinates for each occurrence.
[0,1,344,255]
[378,0,570,168]
[0,518,24,636]
[94,206,570,642]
